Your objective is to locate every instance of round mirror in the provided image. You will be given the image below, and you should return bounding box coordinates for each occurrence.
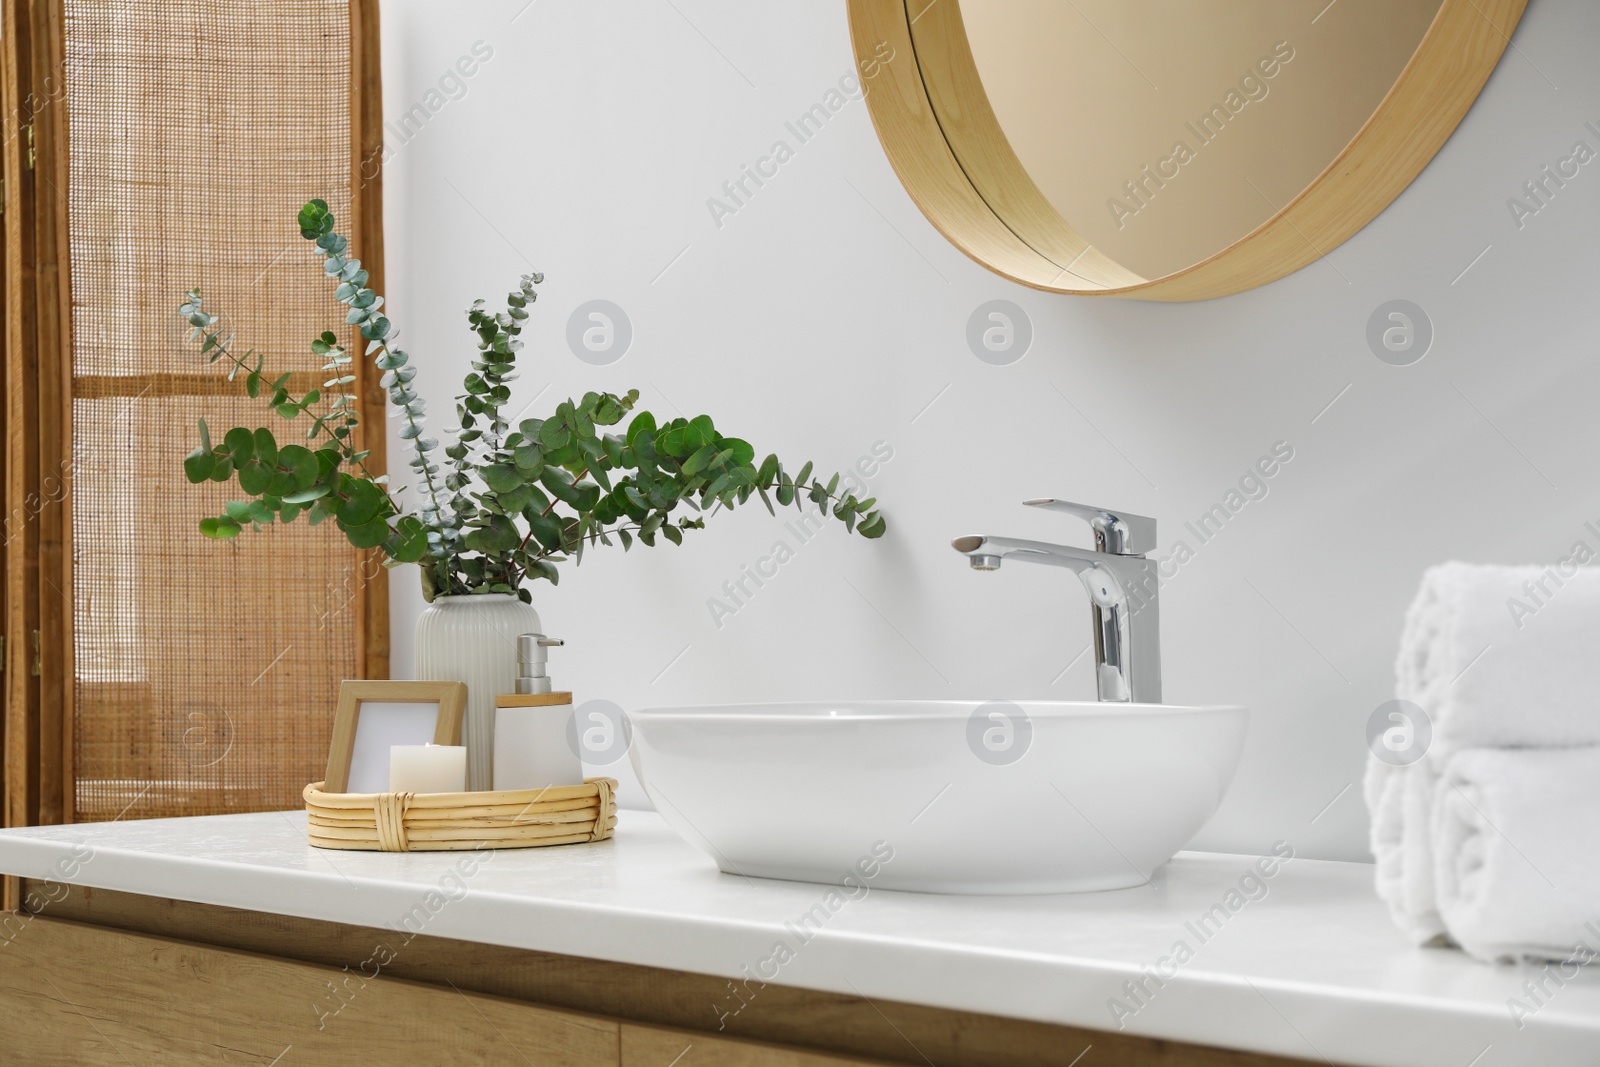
[850,0,1526,300]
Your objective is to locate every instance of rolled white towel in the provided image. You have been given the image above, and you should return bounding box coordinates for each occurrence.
[1433,747,1600,963]
[1402,561,1600,760]
[1367,561,1600,947]
[1366,757,1448,945]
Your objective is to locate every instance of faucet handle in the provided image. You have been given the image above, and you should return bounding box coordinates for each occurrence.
[1023,499,1156,556]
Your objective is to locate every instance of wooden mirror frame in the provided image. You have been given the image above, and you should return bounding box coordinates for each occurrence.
[848,0,1528,301]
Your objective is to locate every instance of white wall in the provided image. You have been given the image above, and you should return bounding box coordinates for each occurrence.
[379,0,1600,861]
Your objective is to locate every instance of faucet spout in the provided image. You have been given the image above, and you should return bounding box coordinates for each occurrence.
[951,535,1104,577]
[951,513,1163,704]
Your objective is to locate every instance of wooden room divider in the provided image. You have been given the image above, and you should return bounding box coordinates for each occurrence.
[2,1,389,903]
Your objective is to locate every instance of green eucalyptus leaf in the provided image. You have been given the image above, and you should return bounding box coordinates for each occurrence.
[336,478,387,526]
[687,415,715,450]
[277,445,319,492]
[539,466,577,503]
[527,511,565,551]
[224,426,255,463]
[512,443,544,475]
[385,516,430,562]
[481,464,524,494]
[199,515,242,540]
[499,484,536,515]
[681,444,717,477]
[281,483,332,504]
[463,514,521,554]
[184,447,216,483]
[237,459,273,496]
[658,425,688,458]
[252,428,278,467]
[297,199,333,238]
[525,560,560,585]
[339,515,391,549]
[539,419,570,450]
[626,410,656,448]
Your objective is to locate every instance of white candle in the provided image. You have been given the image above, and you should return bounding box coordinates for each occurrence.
[389,744,467,794]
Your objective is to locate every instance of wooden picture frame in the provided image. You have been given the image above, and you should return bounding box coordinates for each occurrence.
[323,681,466,794]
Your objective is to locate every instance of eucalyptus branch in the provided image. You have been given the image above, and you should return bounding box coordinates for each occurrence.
[177,292,397,513]
[296,200,452,562]
[177,199,886,601]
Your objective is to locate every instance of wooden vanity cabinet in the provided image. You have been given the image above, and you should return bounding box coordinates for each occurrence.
[0,882,1321,1067]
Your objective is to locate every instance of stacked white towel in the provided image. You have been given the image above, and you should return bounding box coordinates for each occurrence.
[1365,561,1600,962]
[1434,748,1600,961]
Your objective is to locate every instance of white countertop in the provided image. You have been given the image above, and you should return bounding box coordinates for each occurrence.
[1,811,1596,1067]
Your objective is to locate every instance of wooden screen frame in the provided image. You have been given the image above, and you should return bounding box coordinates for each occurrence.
[848,0,1528,301]
[350,0,391,683]
[3,0,75,852]
[2,0,390,907]
[323,681,466,794]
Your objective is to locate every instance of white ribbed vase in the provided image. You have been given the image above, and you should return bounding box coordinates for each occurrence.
[414,593,542,791]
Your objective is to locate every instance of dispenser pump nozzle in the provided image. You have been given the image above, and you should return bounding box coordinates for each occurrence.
[515,633,563,695]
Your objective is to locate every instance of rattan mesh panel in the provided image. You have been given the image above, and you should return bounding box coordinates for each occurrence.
[65,0,363,820]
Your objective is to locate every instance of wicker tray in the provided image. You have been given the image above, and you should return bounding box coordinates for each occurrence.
[303,778,617,852]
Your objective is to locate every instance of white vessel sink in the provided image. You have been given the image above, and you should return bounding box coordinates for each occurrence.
[629,700,1247,894]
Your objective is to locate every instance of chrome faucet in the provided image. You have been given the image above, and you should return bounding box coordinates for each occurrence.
[953,499,1161,703]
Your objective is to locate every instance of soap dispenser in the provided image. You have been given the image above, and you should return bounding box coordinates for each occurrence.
[491,634,585,791]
